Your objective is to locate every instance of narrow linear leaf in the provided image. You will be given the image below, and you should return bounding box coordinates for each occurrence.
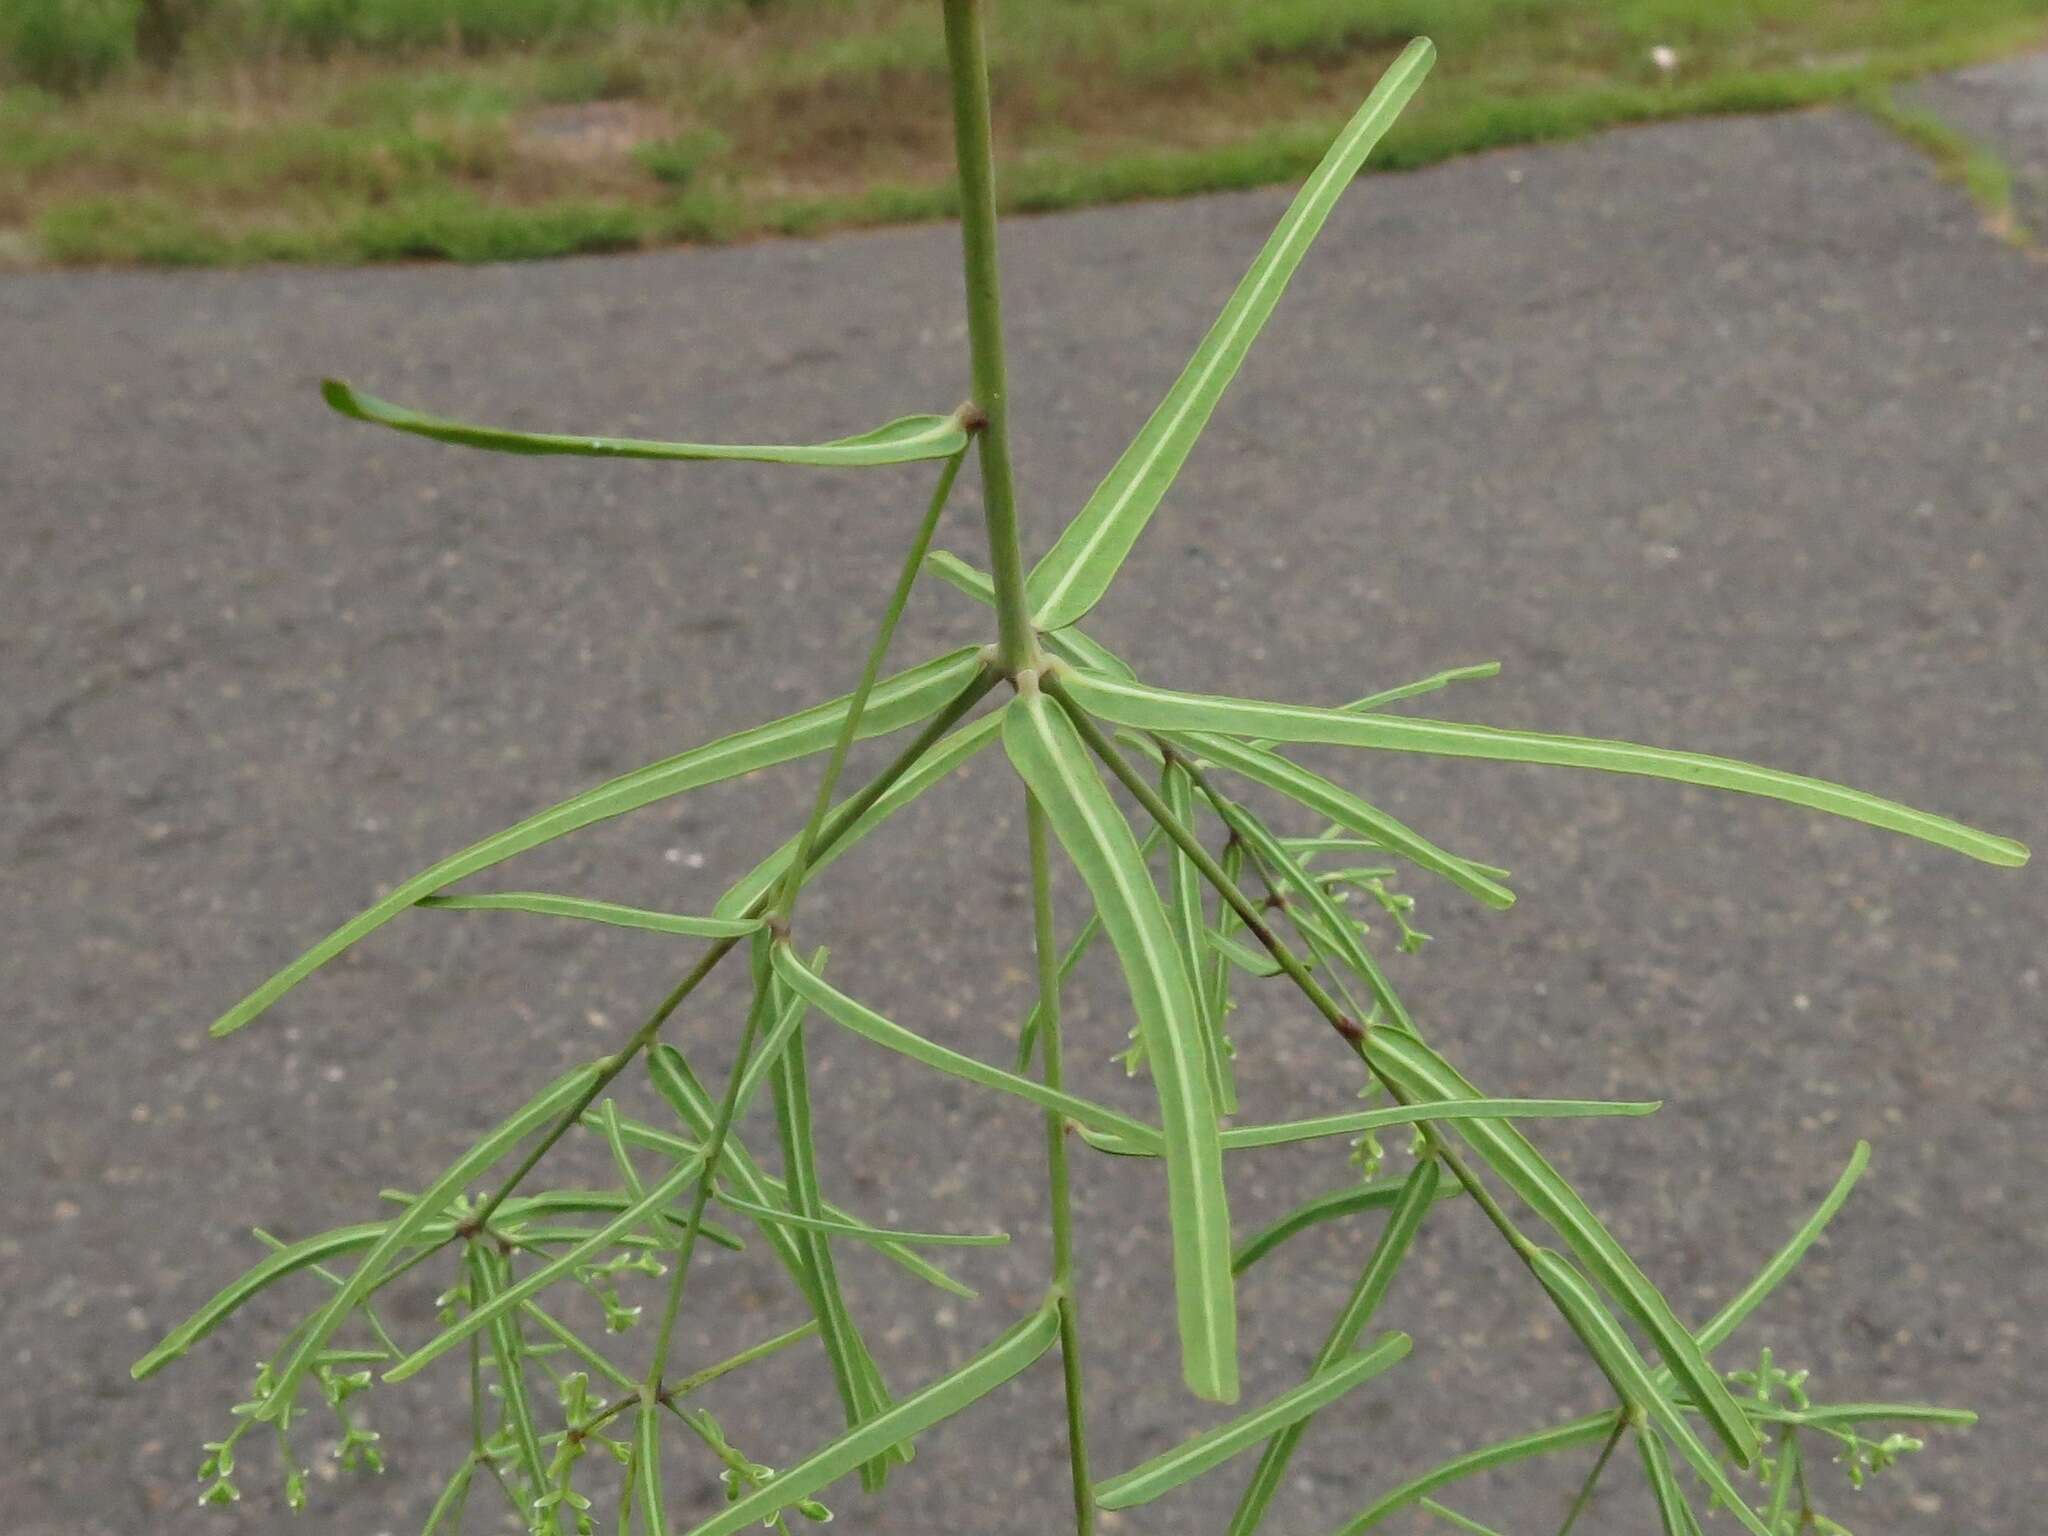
[1176,729,1513,910]
[1233,1172,1462,1274]
[133,1220,392,1379]
[1765,1429,1799,1535]
[1775,1403,1977,1429]
[214,647,984,1036]
[924,549,997,605]
[715,707,1005,920]
[668,1321,822,1399]
[1205,925,1282,978]
[1003,687,1238,1402]
[1637,1426,1698,1536]
[1346,1150,1899,1536]
[325,378,969,467]
[635,1398,668,1536]
[1697,1140,1869,1352]
[1095,1333,1411,1509]
[419,891,763,939]
[717,1193,1007,1248]
[1339,661,1502,715]
[1165,758,1236,1113]
[421,1459,477,1536]
[678,1302,1061,1536]
[1025,39,1437,630]
[1333,1412,1617,1534]
[768,996,898,1491]
[770,941,1160,1147]
[645,1047,976,1300]
[1069,671,2028,869]
[236,1060,602,1414]
[1081,1098,1659,1158]
[923,548,1142,681]
[1231,1159,1438,1536]
[1368,1026,1757,1466]
[1530,1249,1773,1536]
[472,1247,549,1508]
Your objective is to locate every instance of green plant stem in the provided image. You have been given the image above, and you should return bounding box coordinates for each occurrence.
[942,0,1036,675]
[773,450,968,923]
[642,965,773,1393]
[470,665,999,1231]
[1028,789,1097,1536]
[1042,679,1538,1267]
[1555,1417,1628,1536]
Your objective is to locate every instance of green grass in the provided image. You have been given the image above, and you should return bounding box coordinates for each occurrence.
[1861,85,2033,245]
[4,0,2045,266]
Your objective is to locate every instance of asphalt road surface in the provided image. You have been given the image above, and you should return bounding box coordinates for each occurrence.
[4,77,2043,1536]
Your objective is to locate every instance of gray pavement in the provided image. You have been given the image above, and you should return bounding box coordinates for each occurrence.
[4,86,2044,1536]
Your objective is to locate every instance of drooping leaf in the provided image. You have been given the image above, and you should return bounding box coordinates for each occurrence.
[1003,686,1239,1402]
[225,1059,602,1413]
[1530,1249,1773,1536]
[1368,1026,1758,1467]
[1230,1159,1438,1536]
[212,647,984,1036]
[1064,671,2028,869]
[1095,1333,1411,1509]
[418,891,763,939]
[1025,39,1437,630]
[677,1302,1061,1536]
[324,378,970,467]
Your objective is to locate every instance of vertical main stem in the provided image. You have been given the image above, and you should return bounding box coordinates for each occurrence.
[943,0,1036,676]
[1027,791,1096,1536]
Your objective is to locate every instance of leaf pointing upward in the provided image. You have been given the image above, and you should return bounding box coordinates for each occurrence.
[1025,39,1435,630]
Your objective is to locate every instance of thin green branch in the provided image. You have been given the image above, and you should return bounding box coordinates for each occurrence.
[1555,1416,1628,1536]
[1029,789,1097,1536]
[942,0,1035,674]
[773,450,968,923]
[642,953,775,1394]
[469,664,999,1232]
